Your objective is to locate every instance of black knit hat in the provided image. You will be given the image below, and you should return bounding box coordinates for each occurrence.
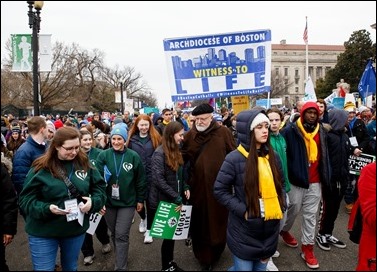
[11,125,21,133]
[191,103,214,116]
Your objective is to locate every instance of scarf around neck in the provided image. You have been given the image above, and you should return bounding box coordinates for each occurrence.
[296,119,319,164]
[237,145,283,220]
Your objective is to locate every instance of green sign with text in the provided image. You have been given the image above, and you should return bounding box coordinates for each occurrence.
[150,201,192,240]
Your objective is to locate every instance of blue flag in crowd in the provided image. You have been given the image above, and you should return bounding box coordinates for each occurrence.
[358,59,376,100]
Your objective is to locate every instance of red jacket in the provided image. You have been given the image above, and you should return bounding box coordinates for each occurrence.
[356,162,376,271]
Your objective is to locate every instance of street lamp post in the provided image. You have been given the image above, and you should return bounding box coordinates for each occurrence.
[27,1,44,116]
[120,82,125,114]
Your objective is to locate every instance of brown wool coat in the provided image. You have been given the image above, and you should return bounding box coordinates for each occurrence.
[181,121,236,264]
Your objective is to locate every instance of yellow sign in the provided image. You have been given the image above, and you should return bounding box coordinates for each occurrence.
[231,96,250,115]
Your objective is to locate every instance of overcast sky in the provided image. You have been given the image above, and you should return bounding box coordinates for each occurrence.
[1,1,376,109]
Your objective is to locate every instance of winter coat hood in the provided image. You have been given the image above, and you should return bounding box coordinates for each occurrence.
[328,108,348,131]
[236,107,268,150]
[300,101,320,123]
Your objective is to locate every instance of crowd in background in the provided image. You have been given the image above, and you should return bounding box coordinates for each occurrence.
[1,98,375,271]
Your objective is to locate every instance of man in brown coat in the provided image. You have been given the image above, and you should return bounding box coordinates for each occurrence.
[181,103,236,270]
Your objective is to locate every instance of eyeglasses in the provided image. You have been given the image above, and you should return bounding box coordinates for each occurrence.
[61,145,80,152]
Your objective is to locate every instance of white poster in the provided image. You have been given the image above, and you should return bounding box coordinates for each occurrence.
[303,76,317,102]
[39,34,52,72]
[114,91,128,103]
[86,213,103,235]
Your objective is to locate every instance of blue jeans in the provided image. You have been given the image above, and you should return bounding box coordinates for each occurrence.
[228,254,268,271]
[28,233,85,271]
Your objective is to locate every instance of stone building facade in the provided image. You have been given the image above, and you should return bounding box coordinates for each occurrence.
[272,40,345,107]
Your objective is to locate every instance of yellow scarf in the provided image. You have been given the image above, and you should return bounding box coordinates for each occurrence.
[296,119,319,163]
[163,120,170,125]
[237,145,283,220]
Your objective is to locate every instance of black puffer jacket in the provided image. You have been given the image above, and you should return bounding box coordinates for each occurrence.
[214,108,283,261]
[1,163,18,238]
[327,109,355,191]
[346,117,371,155]
[149,145,189,210]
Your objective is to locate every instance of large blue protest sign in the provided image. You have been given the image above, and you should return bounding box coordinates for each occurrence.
[163,30,272,102]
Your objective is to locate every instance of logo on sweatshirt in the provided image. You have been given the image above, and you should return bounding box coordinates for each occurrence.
[123,162,133,172]
[75,170,87,181]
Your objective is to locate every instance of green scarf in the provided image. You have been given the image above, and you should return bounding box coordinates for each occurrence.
[237,145,283,220]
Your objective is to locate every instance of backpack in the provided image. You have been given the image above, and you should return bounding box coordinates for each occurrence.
[347,199,363,244]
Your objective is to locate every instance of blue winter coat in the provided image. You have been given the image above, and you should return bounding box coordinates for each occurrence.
[213,108,284,261]
[128,134,156,188]
[11,136,47,192]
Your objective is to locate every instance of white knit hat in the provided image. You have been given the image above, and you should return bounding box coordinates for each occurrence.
[46,120,56,133]
[250,113,270,131]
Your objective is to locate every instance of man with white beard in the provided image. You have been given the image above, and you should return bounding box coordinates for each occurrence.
[181,103,236,271]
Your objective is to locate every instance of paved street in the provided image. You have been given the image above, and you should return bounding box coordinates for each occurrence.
[6,208,358,271]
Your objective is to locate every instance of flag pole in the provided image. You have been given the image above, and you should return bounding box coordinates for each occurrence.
[305,16,309,81]
[365,85,368,106]
[364,59,371,105]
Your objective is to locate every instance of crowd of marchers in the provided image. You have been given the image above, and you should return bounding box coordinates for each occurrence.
[1,99,375,271]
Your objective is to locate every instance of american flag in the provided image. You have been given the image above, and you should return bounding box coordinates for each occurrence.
[303,17,308,44]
